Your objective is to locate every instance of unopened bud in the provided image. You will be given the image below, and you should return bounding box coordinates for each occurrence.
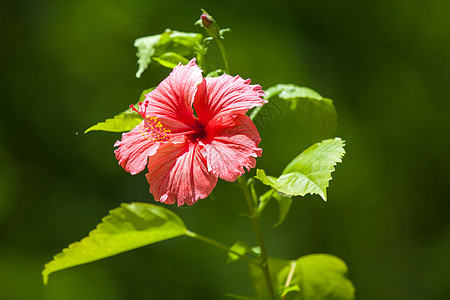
[201,13,213,27]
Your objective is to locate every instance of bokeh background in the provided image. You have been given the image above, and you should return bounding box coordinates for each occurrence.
[1,0,449,299]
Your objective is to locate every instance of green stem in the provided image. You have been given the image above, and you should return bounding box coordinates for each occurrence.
[186,230,259,267]
[216,38,230,74]
[238,176,277,300]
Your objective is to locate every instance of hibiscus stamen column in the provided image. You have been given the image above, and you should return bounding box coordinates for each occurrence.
[238,176,277,300]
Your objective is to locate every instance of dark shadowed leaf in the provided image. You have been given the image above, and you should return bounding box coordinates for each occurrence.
[258,190,292,228]
[272,192,292,228]
[225,294,257,300]
[264,84,338,142]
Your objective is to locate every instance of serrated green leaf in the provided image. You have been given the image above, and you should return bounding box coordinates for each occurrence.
[135,34,159,78]
[264,84,338,142]
[279,254,355,300]
[84,87,155,134]
[42,203,187,284]
[255,138,345,201]
[135,29,204,77]
[84,112,142,133]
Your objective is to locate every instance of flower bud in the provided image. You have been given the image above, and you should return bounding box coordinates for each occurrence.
[201,13,213,27]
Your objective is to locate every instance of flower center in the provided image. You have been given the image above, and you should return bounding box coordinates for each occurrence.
[187,119,207,142]
[131,101,172,142]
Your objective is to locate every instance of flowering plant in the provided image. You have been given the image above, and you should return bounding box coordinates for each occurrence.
[42,11,354,300]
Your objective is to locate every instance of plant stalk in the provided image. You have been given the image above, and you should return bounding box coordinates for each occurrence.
[238,176,277,300]
[216,39,230,74]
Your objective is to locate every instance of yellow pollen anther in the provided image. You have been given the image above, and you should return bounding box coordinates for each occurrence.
[140,115,172,142]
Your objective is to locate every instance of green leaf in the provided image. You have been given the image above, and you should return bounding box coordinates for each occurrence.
[42,203,187,284]
[255,138,345,201]
[258,190,292,228]
[272,192,292,228]
[84,112,142,133]
[249,254,354,300]
[153,52,190,69]
[264,84,338,142]
[135,29,204,77]
[84,87,154,134]
[280,254,355,300]
[280,284,301,298]
[226,241,259,264]
[206,69,225,77]
[227,241,251,264]
[249,257,291,299]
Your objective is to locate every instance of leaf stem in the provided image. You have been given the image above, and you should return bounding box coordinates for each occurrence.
[238,176,277,300]
[281,260,297,300]
[186,230,259,267]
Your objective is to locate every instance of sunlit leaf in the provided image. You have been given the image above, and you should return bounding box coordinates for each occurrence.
[206,69,225,77]
[84,112,142,133]
[226,241,259,264]
[153,52,189,69]
[255,138,345,201]
[135,29,203,77]
[279,254,355,300]
[84,87,154,134]
[42,203,187,284]
[264,84,338,142]
[249,254,354,300]
[280,284,301,298]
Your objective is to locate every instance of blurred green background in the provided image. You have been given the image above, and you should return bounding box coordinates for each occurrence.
[1,0,449,299]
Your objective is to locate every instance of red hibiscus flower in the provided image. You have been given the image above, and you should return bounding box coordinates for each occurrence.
[114,59,265,206]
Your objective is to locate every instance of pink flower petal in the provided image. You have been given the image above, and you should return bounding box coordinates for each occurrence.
[194,74,266,124]
[114,60,265,205]
[144,59,203,133]
[114,122,161,175]
[145,140,218,206]
[203,114,262,182]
